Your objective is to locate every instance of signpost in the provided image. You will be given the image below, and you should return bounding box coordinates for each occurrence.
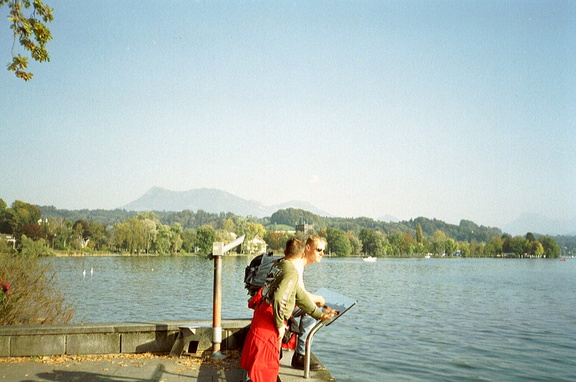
[209,234,245,359]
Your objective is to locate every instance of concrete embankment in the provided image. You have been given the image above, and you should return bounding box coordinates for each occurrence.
[0,319,249,357]
[0,319,337,381]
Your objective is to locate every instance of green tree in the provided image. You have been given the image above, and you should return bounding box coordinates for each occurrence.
[484,237,503,257]
[264,230,288,252]
[113,218,148,254]
[430,230,447,255]
[469,240,485,257]
[6,200,41,240]
[2,0,54,80]
[247,222,266,241]
[457,241,470,257]
[445,238,457,256]
[20,234,52,256]
[170,223,183,253]
[528,241,544,257]
[539,236,560,258]
[503,236,528,257]
[347,232,362,256]
[181,228,196,253]
[154,224,173,254]
[415,223,424,244]
[359,228,385,257]
[0,199,10,233]
[196,225,216,254]
[327,228,352,257]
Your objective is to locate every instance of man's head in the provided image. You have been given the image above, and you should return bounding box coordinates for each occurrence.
[284,237,306,260]
[304,235,326,265]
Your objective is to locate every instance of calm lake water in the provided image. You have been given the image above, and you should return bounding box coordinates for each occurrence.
[48,256,576,382]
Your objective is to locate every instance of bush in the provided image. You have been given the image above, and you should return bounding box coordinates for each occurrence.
[20,234,53,256]
[0,251,74,325]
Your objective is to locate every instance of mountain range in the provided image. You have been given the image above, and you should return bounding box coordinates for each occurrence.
[123,187,574,236]
[503,213,576,237]
[122,187,331,218]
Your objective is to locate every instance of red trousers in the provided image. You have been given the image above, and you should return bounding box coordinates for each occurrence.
[240,301,280,382]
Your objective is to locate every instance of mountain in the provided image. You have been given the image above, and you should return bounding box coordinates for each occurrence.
[121,187,331,218]
[504,213,576,236]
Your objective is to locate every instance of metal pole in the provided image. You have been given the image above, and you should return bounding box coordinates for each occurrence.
[304,321,325,378]
[211,242,226,359]
[208,236,244,360]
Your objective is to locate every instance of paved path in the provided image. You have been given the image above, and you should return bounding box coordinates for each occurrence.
[0,350,336,382]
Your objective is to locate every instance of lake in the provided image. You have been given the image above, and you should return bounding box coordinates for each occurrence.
[47,256,576,381]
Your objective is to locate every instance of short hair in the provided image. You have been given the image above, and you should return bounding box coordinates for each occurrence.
[285,237,306,259]
[306,235,325,247]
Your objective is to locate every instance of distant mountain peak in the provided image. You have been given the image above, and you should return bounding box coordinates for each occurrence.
[504,212,576,236]
[121,187,331,217]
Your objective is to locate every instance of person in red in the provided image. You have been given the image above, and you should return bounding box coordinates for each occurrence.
[240,237,336,382]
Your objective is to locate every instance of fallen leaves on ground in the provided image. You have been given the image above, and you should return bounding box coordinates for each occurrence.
[0,350,242,371]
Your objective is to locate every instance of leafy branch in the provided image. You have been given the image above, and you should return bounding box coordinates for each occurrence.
[2,0,54,81]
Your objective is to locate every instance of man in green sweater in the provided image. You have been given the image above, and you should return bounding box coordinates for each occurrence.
[240,237,336,382]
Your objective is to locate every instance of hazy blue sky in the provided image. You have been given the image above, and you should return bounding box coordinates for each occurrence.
[1,0,574,230]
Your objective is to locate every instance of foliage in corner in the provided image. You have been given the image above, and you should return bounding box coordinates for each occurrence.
[2,0,54,81]
[0,250,74,325]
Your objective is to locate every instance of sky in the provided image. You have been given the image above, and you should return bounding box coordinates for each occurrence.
[1,0,575,232]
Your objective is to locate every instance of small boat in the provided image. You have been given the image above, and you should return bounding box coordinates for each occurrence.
[362,256,377,262]
[560,258,567,261]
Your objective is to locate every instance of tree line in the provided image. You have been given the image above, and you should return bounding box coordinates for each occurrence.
[0,199,566,258]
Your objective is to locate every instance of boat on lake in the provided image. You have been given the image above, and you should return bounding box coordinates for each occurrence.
[362,256,377,262]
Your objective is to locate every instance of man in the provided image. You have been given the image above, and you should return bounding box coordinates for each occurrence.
[291,235,327,370]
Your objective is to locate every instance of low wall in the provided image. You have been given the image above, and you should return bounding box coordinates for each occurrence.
[0,319,250,357]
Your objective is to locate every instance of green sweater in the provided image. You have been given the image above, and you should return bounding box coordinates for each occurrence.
[261,259,323,329]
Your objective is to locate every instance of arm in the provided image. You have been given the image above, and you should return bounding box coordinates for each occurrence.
[295,283,323,320]
[307,291,325,307]
[270,268,299,330]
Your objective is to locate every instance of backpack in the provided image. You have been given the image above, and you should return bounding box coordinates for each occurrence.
[244,252,282,296]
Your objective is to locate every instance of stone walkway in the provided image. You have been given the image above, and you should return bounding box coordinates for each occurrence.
[0,350,336,382]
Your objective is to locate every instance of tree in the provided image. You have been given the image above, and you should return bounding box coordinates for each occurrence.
[359,228,385,257]
[6,200,41,239]
[195,225,216,254]
[444,238,457,256]
[20,234,52,256]
[528,241,544,257]
[539,236,560,258]
[264,230,288,252]
[430,230,447,255]
[327,228,352,257]
[415,223,424,244]
[2,0,54,80]
[347,232,362,256]
[484,237,503,257]
[154,224,173,254]
[0,199,10,233]
[503,236,528,257]
[170,223,183,253]
[181,228,196,253]
[387,232,404,255]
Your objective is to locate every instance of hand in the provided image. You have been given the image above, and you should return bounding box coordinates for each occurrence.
[319,305,339,321]
[309,293,325,307]
[277,324,287,342]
